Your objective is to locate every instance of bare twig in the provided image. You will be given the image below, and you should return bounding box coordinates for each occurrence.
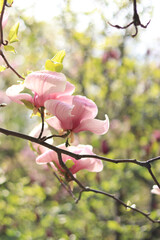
[0,127,159,187]
[108,0,151,37]
[41,130,70,141]
[47,163,77,201]
[76,187,160,223]
[0,0,8,46]
[0,50,25,79]
[38,107,45,139]
[0,126,160,223]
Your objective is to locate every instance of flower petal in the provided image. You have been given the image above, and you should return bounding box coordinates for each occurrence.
[36,144,103,174]
[6,84,33,104]
[45,100,73,130]
[74,114,109,135]
[71,96,98,125]
[25,70,67,101]
[67,144,103,173]
[57,81,75,96]
[30,123,53,154]
[36,149,57,164]
[46,116,63,132]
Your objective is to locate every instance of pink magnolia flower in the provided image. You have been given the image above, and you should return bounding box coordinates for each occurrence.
[6,70,75,108]
[45,95,109,135]
[36,144,103,174]
[29,122,53,154]
[151,185,160,195]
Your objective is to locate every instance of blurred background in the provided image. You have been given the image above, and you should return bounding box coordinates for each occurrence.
[0,0,160,239]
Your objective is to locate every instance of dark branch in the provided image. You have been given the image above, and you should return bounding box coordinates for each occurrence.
[41,130,70,141]
[0,0,8,46]
[38,107,45,139]
[0,126,160,187]
[108,0,151,37]
[0,50,25,80]
[47,163,77,201]
[0,126,160,223]
[76,187,160,223]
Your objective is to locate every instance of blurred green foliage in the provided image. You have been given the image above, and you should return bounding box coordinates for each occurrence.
[0,0,160,239]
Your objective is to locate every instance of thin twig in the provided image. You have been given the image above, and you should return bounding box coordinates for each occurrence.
[57,152,85,189]
[0,126,160,223]
[38,107,45,139]
[147,168,160,189]
[76,187,160,223]
[47,163,77,201]
[41,130,70,141]
[0,127,160,187]
[0,50,25,79]
[108,0,150,37]
[0,0,8,46]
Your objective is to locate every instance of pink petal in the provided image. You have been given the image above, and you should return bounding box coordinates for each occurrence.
[56,95,73,104]
[71,157,103,173]
[36,144,103,174]
[74,114,109,135]
[30,123,53,154]
[36,149,58,164]
[71,96,98,125]
[46,116,63,132]
[67,145,103,173]
[6,84,33,104]
[55,81,75,97]
[25,71,67,106]
[45,100,73,130]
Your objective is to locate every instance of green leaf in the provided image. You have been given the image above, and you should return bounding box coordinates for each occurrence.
[45,59,63,72]
[20,100,34,110]
[51,49,66,64]
[8,22,20,43]
[45,50,66,72]
[4,45,16,53]
[0,65,6,72]
[65,159,75,169]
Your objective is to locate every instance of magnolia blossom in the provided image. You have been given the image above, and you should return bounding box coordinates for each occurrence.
[151,185,160,195]
[6,70,75,108]
[36,144,103,174]
[29,122,53,154]
[45,95,109,135]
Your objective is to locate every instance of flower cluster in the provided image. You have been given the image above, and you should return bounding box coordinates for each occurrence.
[6,68,109,178]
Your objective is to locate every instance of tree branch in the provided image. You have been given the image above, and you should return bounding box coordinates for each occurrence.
[0,126,160,223]
[76,187,160,223]
[38,107,45,139]
[108,0,150,37]
[0,50,25,80]
[0,0,8,46]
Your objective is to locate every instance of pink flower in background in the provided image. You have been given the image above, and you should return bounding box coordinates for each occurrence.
[36,144,103,174]
[6,70,75,108]
[29,123,53,154]
[45,95,109,135]
[151,185,160,195]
